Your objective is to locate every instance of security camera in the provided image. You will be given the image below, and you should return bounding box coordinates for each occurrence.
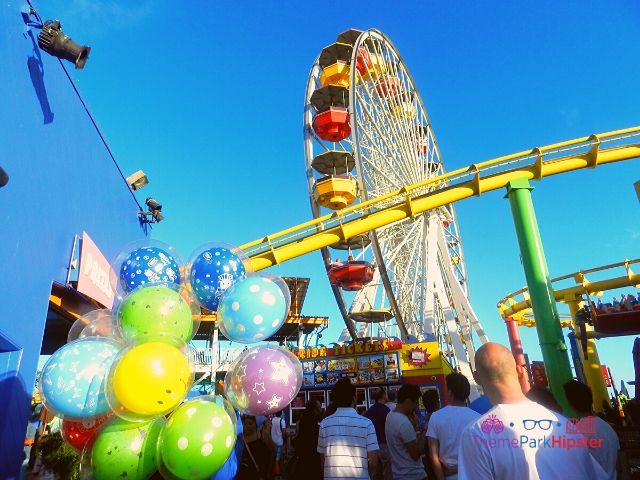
[145,198,162,212]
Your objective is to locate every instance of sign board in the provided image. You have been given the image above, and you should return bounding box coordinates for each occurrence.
[531,361,549,387]
[601,365,612,387]
[295,339,403,360]
[77,232,115,308]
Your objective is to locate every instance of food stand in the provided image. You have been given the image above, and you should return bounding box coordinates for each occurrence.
[290,338,454,423]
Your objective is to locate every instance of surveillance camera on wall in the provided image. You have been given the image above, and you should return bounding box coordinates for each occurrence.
[145,198,162,212]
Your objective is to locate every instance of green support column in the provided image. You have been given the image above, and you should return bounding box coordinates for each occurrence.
[505,178,576,416]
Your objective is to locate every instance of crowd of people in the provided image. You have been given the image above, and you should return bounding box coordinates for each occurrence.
[277,342,630,480]
[596,292,640,313]
[226,341,636,479]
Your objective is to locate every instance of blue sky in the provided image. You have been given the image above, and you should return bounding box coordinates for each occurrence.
[39,1,639,394]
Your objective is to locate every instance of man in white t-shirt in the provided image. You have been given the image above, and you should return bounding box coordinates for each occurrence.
[458,343,604,480]
[318,378,379,479]
[427,372,479,479]
[385,384,427,480]
[563,380,619,480]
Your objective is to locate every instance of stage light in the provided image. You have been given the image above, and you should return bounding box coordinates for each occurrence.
[37,20,91,69]
[0,167,8,188]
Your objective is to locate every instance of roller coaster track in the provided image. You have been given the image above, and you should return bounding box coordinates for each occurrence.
[498,258,640,326]
[241,127,640,276]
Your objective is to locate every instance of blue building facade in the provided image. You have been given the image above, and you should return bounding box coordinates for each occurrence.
[0,4,147,477]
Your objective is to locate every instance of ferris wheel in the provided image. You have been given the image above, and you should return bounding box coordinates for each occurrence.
[303,29,488,378]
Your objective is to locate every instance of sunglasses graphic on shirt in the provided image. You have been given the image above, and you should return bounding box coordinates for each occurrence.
[522,419,554,431]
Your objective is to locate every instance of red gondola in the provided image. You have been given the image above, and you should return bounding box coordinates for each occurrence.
[312,107,351,142]
[327,260,375,291]
[375,75,402,97]
[592,302,640,335]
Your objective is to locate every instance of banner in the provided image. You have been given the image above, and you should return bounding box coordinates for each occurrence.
[295,339,402,360]
[77,232,115,308]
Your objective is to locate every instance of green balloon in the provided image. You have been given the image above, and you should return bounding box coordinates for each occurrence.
[91,417,164,480]
[159,398,236,479]
[119,285,193,342]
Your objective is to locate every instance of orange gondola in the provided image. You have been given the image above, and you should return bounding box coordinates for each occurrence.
[327,260,375,291]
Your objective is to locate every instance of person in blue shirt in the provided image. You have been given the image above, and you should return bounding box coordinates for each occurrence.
[468,393,492,415]
[364,388,391,480]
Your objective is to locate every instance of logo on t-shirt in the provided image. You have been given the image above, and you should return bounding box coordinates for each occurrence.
[480,414,504,434]
[566,416,596,434]
[473,415,604,450]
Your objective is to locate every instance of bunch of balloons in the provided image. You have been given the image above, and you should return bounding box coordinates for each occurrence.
[38,239,304,479]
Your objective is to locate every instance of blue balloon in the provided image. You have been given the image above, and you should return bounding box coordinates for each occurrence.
[40,338,120,418]
[119,246,180,292]
[190,247,246,311]
[218,275,288,343]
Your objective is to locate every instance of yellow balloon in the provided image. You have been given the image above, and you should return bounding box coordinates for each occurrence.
[112,342,192,416]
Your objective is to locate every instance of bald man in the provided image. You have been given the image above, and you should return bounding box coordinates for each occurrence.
[457,343,605,480]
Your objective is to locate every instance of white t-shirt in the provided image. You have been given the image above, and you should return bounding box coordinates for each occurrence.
[458,400,606,480]
[271,416,286,446]
[426,405,480,479]
[385,411,426,480]
[317,407,379,479]
[583,416,619,480]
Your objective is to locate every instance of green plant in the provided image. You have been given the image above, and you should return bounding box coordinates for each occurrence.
[38,432,80,480]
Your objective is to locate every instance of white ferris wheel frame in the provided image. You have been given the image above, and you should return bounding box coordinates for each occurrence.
[303,29,488,385]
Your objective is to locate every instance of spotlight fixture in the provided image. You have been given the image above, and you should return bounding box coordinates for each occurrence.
[0,166,8,188]
[38,20,90,69]
[138,197,164,224]
[126,170,149,191]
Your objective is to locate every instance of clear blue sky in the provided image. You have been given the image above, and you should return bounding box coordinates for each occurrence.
[41,0,639,394]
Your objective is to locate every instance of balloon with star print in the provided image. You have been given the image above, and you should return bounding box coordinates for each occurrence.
[39,337,122,419]
[217,274,291,344]
[112,240,183,294]
[224,346,303,416]
[188,243,251,312]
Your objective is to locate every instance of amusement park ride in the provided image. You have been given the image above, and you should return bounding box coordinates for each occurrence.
[235,28,640,400]
[499,259,640,411]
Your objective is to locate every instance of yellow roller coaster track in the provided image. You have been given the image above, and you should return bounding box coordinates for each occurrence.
[240,126,640,271]
[497,258,640,327]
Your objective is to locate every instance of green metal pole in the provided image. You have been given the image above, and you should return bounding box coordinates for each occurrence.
[505,178,576,416]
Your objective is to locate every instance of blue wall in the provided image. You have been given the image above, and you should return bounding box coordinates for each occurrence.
[0,4,147,477]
